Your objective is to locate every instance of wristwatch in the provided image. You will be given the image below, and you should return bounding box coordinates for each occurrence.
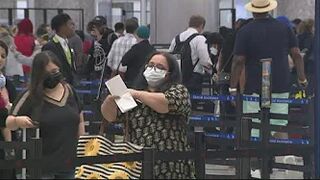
[298,79,308,88]
[228,87,237,93]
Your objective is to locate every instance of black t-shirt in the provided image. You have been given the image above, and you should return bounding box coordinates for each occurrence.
[298,32,314,61]
[10,84,81,173]
[86,28,114,79]
[220,31,236,73]
[234,17,298,94]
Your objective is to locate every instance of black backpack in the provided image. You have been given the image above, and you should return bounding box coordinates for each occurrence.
[172,33,201,84]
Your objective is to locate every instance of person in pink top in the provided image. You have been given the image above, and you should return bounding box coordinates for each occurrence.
[14,18,35,80]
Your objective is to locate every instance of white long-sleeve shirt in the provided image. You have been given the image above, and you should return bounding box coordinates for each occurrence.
[169,28,212,75]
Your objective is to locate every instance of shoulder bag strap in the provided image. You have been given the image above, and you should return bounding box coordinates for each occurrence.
[220,53,234,73]
[186,33,201,71]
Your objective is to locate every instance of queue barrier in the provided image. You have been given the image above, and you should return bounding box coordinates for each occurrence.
[11,80,315,178]
[188,90,314,178]
[191,94,311,104]
[0,130,314,179]
[14,86,311,105]
[0,131,205,179]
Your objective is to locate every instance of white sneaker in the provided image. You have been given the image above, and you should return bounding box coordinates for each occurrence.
[251,169,261,178]
[283,155,298,165]
[283,155,298,174]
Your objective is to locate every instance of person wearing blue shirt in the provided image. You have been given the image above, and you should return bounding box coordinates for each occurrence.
[229,0,307,139]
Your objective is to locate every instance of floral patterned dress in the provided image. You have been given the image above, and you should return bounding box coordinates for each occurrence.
[117,84,195,179]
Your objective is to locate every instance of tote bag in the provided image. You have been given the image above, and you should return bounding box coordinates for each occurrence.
[75,135,143,179]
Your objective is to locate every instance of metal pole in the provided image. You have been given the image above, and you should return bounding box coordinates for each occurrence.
[22,129,27,179]
[43,9,47,25]
[314,0,320,178]
[194,127,205,179]
[28,129,42,179]
[24,8,29,18]
[261,58,272,109]
[81,9,85,31]
[57,9,63,14]
[260,58,272,179]
[140,0,147,25]
[8,9,13,26]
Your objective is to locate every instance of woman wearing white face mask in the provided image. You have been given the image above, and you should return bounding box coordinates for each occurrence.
[204,32,223,66]
[101,52,195,179]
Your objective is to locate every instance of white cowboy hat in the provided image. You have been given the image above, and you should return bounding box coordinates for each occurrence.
[245,0,278,13]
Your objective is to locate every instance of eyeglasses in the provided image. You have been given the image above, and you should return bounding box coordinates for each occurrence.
[145,63,168,71]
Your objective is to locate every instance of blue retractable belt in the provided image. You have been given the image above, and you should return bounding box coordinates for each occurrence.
[206,133,310,145]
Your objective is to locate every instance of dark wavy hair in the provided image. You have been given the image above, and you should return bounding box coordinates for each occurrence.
[30,51,62,102]
[133,51,181,92]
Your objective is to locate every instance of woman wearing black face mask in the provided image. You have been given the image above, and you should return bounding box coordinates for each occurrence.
[6,51,85,179]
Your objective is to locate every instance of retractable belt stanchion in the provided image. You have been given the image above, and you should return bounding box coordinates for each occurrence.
[314,0,320,178]
[260,58,272,179]
[21,128,27,179]
[28,130,42,179]
[21,127,41,179]
[194,127,206,179]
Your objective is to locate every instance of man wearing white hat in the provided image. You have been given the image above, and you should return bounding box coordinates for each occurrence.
[229,0,307,139]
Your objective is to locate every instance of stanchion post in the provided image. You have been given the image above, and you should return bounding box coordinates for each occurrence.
[142,147,154,179]
[28,128,42,179]
[28,137,42,179]
[260,58,272,179]
[260,58,272,147]
[261,155,271,179]
[194,127,206,179]
[8,9,13,26]
[314,0,320,178]
[237,93,247,147]
[238,94,251,179]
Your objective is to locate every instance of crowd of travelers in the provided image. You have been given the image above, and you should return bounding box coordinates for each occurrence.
[0,0,315,178]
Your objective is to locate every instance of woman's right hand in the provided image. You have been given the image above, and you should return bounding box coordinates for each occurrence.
[15,116,36,129]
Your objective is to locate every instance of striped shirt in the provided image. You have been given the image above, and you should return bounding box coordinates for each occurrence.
[107,33,137,72]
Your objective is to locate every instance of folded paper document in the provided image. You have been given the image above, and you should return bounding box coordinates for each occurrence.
[105,75,137,113]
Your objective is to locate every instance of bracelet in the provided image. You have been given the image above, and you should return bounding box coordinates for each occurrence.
[229,88,237,93]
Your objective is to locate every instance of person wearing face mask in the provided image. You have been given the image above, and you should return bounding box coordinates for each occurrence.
[204,32,223,67]
[0,40,17,179]
[121,25,155,87]
[6,51,85,178]
[101,52,195,179]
